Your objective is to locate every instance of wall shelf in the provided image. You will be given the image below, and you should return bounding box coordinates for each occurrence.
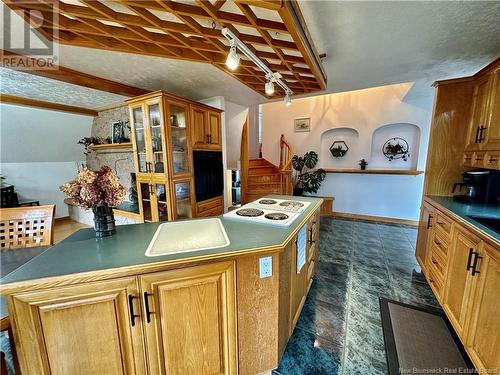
[89,143,133,152]
[323,169,424,175]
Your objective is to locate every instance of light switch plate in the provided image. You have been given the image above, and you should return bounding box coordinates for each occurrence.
[259,256,273,278]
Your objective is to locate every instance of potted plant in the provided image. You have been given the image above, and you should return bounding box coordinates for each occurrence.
[359,159,368,170]
[291,151,326,196]
[60,166,127,238]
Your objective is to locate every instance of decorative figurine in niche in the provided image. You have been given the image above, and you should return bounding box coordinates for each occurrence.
[330,141,349,158]
[383,137,410,161]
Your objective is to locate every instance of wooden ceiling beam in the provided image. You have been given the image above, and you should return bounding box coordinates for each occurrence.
[1,50,149,97]
[235,2,306,91]
[122,0,289,33]
[0,94,98,116]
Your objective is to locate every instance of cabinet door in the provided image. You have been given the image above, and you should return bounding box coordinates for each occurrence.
[138,181,154,222]
[145,100,167,176]
[290,233,307,329]
[168,101,191,177]
[191,106,208,149]
[415,203,434,271]
[484,67,500,150]
[153,183,170,222]
[465,242,500,371]
[139,262,237,375]
[171,179,194,219]
[207,111,222,150]
[10,278,146,375]
[130,105,149,177]
[466,74,492,151]
[442,226,481,338]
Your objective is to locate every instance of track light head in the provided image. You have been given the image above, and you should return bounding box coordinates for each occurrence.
[226,45,240,71]
[284,92,292,106]
[265,80,275,96]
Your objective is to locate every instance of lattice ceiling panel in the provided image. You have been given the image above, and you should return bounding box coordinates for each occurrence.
[4,0,327,97]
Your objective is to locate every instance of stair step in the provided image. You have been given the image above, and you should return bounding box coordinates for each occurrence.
[248,175,281,183]
[249,158,273,167]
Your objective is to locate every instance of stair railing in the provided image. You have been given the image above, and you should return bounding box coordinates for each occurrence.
[279,134,294,195]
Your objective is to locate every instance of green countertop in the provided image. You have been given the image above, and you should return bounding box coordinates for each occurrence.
[1,196,322,288]
[427,196,500,243]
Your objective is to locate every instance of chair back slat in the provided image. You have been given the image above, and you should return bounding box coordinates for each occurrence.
[0,205,55,250]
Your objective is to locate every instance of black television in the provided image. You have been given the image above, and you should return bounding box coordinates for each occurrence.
[193,151,224,202]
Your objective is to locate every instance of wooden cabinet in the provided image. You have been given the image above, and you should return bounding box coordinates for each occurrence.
[10,262,237,375]
[195,195,224,217]
[465,242,500,371]
[139,262,237,375]
[191,106,222,151]
[415,202,435,269]
[484,66,500,151]
[461,59,500,169]
[442,226,481,338]
[417,199,500,372]
[9,278,147,375]
[465,74,492,151]
[127,91,223,221]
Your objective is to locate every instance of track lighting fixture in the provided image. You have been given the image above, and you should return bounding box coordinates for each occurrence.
[226,44,240,71]
[221,27,293,103]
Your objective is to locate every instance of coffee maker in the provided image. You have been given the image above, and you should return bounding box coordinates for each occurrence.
[452,169,500,204]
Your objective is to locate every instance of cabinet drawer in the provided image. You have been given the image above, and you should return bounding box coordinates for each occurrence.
[196,196,223,214]
[428,245,446,280]
[196,205,223,217]
[430,230,450,259]
[463,152,474,166]
[485,151,500,169]
[435,212,453,238]
[427,265,444,300]
[473,151,486,167]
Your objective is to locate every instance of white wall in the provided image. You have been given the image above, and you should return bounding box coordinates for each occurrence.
[224,100,248,170]
[262,83,434,221]
[0,104,93,217]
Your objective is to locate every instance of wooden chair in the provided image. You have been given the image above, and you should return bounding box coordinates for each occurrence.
[0,205,55,250]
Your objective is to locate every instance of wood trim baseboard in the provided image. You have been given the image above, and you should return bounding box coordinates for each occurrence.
[54,216,71,222]
[332,211,418,226]
[113,209,142,221]
[0,94,98,116]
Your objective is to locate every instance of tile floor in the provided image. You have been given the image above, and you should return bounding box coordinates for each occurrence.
[274,217,439,375]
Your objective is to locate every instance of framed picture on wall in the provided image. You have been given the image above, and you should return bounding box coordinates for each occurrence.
[111,120,131,144]
[294,118,311,132]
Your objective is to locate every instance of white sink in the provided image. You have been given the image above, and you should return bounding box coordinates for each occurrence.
[145,218,230,257]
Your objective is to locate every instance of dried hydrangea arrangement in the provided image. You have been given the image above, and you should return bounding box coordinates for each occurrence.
[60,166,127,209]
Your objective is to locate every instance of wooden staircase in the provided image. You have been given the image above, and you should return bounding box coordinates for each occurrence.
[240,131,294,204]
[246,159,283,202]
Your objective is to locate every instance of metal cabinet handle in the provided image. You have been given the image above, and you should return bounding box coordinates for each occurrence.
[208,134,212,144]
[467,248,475,271]
[434,240,441,246]
[478,126,487,143]
[471,252,483,276]
[128,294,140,327]
[427,214,433,229]
[144,292,154,323]
[308,227,315,245]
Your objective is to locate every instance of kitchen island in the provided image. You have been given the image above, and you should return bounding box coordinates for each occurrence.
[1,196,322,375]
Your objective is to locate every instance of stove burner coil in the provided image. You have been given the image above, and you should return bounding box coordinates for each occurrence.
[265,212,289,221]
[236,208,264,217]
[279,201,304,208]
[258,199,278,205]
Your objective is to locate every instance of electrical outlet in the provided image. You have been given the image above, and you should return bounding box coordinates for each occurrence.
[259,256,273,278]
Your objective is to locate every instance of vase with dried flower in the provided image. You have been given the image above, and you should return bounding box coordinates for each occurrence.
[60,166,127,237]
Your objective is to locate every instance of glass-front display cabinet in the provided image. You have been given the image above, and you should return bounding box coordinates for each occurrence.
[127,91,222,223]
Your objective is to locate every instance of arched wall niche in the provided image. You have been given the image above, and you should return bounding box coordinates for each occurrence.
[370,123,421,170]
[319,127,360,168]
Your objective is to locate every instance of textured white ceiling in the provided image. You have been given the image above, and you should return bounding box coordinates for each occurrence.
[0,68,128,109]
[2,1,500,108]
[299,0,500,99]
